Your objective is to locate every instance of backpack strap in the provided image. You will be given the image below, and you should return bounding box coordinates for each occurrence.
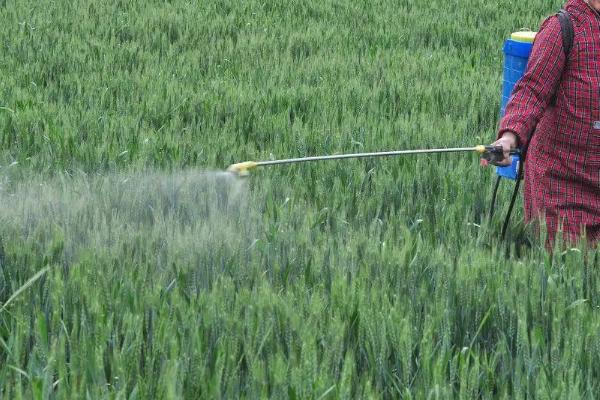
[557,10,574,59]
[546,10,574,108]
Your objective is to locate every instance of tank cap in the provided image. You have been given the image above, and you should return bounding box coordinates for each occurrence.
[511,31,537,43]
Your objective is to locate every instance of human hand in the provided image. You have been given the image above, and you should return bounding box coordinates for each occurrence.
[489,131,518,166]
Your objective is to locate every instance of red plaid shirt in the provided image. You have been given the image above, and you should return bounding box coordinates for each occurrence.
[498,0,600,244]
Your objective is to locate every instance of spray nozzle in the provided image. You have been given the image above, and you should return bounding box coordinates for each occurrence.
[227,161,258,176]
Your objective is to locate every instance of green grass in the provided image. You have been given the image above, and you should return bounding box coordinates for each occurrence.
[3,0,600,398]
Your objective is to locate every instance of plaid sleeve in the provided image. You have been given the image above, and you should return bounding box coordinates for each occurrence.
[497,16,566,148]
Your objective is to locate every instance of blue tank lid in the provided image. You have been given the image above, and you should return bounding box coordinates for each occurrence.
[503,39,534,58]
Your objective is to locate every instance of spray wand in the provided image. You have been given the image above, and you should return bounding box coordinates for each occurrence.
[227,145,519,175]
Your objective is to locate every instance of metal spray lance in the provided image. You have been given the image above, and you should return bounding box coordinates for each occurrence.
[226,145,519,175]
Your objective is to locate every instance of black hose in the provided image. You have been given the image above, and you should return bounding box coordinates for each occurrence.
[501,157,524,240]
[489,175,502,220]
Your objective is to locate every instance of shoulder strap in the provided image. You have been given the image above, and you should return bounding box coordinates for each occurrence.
[557,10,574,59]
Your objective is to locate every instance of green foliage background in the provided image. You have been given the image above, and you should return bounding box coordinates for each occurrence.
[3,0,600,398]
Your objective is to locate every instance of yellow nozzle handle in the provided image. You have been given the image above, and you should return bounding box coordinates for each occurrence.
[475,145,518,154]
[227,161,258,175]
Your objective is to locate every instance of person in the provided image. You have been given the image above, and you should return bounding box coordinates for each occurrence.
[493,0,600,245]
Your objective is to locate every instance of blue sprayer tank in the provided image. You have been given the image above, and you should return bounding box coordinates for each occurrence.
[496,31,536,180]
